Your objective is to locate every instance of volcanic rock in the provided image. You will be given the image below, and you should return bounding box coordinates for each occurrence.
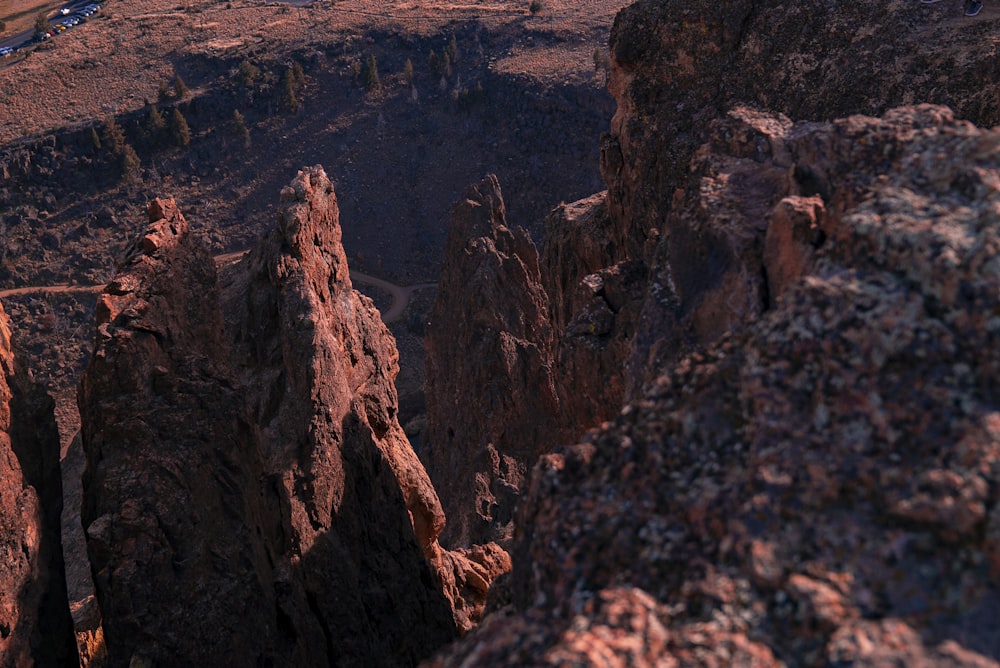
[430,106,1000,666]
[79,167,497,666]
[0,304,77,666]
[586,0,1000,401]
[423,175,563,548]
[602,0,1000,266]
[539,194,646,435]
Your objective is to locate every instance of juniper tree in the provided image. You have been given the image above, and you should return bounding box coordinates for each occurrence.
[174,75,189,99]
[363,54,380,91]
[169,108,190,146]
[145,105,166,147]
[233,110,250,145]
[34,12,48,35]
[281,67,299,112]
[119,143,141,179]
[429,49,441,77]
[101,116,126,154]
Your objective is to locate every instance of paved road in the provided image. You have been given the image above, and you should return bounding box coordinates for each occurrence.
[0,252,436,324]
[0,0,97,51]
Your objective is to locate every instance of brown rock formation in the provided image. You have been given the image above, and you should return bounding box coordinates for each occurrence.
[602,0,1000,266]
[0,304,77,666]
[539,194,645,435]
[423,175,563,548]
[598,0,1000,399]
[430,106,1000,666]
[80,167,496,666]
[424,2,1000,551]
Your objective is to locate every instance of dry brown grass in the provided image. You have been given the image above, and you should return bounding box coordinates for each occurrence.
[0,0,65,37]
[0,0,629,141]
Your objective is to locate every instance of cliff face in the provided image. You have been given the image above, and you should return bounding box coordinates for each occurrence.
[79,167,496,666]
[423,176,563,548]
[430,105,1000,666]
[424,2,1000,553]
[0,305,77,666]
[600,0,1000,399]
[602,0,1000,265]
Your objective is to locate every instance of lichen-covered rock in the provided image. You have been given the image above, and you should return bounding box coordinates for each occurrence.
[602,0,1000,266]
[430,106,1000,666]
[80,167,489,667]
[0,303,77,666]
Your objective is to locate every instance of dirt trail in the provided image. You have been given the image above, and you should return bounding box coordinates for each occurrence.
[0,252,435,323]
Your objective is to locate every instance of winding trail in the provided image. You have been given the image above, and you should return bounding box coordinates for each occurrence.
[0,251,437,324]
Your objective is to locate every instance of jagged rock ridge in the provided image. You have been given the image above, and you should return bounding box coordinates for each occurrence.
[429,105,1000,666]
[423,175,564,548]
[79,167,505,666]
[422,0,1000,576]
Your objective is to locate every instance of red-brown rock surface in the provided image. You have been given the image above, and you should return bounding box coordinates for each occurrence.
[602,0,1000,266]
[0,304,77,666]
[429,105,1000,666]
[423,175,564,548]
[540,193,646,430]
[600,0,1000,399]
[79,167,502,666]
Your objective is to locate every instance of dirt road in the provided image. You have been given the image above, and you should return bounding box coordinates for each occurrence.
[0,252,435,324]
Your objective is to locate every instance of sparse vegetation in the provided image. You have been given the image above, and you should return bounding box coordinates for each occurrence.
[363,54,380,92]
[232,110,250,146]
[174,75,190,99]
[447,35,458,64]
[34,11,48,35]
[158,81,171,104]
[529,0,544,14]
[169,108,190,146]
[403,58,414,85]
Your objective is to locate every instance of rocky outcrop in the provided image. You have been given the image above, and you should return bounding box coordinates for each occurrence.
[425,4,1000,549]
[429,106,1000,666]
[423,175,563,548]
[80,167,498,666]
[539,193,645,431]
[602,0,1000,266]
[0,304,77,666]
[596,0,1000,399]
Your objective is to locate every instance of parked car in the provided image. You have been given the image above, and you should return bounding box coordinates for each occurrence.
[0,47,13,57]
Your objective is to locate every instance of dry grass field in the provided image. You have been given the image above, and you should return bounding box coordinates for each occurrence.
[0,0,65,36]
